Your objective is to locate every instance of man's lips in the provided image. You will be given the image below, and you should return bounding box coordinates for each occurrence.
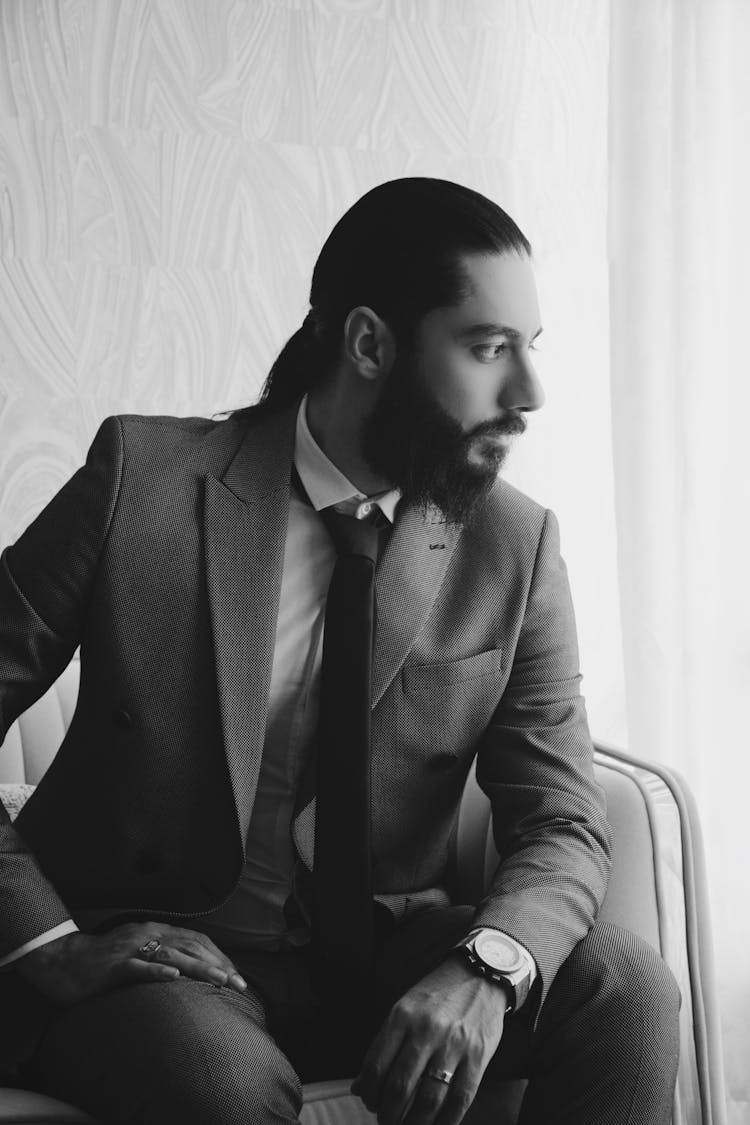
[470,413,527,442]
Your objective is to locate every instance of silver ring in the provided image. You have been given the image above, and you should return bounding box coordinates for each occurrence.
[425,1068,453,1086]
[138,939,162,960]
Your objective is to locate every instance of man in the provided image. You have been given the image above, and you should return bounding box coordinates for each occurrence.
[0,178,680,1124]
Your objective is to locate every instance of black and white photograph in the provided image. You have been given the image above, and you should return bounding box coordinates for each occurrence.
[0,2,746,1123]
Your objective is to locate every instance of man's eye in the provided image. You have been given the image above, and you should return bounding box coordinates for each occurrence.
[472,343,507,361]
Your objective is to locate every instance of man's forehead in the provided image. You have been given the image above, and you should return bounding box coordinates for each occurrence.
[454,251,541,336]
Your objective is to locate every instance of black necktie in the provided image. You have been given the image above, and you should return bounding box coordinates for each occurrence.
[312,505,379,1000]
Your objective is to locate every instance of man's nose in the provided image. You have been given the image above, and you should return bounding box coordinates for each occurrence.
[499,351,545,413]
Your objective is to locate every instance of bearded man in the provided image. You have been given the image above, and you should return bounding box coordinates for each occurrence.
[0,178,680,1125]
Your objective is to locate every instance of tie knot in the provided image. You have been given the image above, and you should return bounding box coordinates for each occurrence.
[321,507,380,561]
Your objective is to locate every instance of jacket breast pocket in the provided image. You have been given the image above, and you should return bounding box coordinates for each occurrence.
[397,649,506,760]
[402,648,504,694]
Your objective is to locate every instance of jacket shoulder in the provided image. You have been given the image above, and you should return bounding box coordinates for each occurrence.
[453,478,556,587]
[490,478,547,526]
[111,412,248,475]
[478,478,549,549]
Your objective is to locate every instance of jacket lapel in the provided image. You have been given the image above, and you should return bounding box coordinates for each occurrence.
[203,405,296,846]
[292,499,463,869]
[372,503,463,706]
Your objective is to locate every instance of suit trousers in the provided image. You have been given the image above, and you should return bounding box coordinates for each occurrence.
[18,908,680,1125]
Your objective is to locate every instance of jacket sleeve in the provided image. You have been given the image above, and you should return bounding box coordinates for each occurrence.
[0,417,124,956]
[472,508,613,1016]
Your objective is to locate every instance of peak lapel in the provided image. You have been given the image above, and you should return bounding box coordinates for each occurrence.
[203,405,297,845]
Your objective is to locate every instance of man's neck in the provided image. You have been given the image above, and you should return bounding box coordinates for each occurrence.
[305,384,393,497]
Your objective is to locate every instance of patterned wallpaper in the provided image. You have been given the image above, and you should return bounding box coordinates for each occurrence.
[0,0,622,739]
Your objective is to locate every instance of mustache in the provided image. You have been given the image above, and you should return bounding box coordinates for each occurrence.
[470,410,527,440]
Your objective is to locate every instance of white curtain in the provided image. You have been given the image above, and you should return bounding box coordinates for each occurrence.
[608,2,750,1120]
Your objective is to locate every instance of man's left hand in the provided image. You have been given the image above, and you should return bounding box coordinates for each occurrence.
[352,956,509,1125]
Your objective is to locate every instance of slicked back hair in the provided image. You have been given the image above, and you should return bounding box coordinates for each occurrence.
[231,177,531,420]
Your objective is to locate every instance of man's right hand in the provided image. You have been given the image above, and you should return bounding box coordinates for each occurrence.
[14,923,248,1006]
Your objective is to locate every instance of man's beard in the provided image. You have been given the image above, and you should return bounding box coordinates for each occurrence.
[363,354,526,527]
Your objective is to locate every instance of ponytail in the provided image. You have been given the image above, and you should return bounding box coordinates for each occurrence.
[230,310,330,422]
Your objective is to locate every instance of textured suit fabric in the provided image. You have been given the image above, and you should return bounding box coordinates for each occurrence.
[0,401,611,1029]
[18,914,680,1125]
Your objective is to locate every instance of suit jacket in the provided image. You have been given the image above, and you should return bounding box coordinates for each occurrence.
[0,401,611,1017]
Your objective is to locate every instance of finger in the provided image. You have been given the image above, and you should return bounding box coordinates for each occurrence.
[151,945,229,986]
[432,1058,483,1125]
[168,929,226,963]
[111,958,181,987]
[224,969,248,992]
[402,1071,452,1125]
[182,946,247,992]
[178,929,228,963]
[376,1038,437,1125]
[177,951,246,992]
[402,1054,468,1125]
[352,1016,408,1111]
[153,946,247,992]
[165,931,247,992]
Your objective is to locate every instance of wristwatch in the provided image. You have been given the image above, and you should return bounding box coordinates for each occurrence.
[451,929,532,1013]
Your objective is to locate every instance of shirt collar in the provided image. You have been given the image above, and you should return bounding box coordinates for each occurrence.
[294,395,401,524]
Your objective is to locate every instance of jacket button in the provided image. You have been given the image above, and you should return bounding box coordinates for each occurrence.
[113,708,133,730]
[431,753,459,773]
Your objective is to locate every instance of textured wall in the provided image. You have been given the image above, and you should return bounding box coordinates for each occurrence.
[0,0,622,739]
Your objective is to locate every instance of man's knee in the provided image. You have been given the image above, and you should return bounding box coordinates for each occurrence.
[515,924,680,1122]
[116,983,304,1125]
[568,921,681,1042]
[171,1023,302,1125]
[28,980,304,1125]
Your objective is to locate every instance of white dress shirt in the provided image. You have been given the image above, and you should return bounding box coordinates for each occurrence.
[1,398,536,994]
[202,397,401,950]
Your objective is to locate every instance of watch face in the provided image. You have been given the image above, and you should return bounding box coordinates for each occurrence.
[473,931,525,974]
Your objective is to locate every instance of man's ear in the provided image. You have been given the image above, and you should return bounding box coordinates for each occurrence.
[343,306,396,380]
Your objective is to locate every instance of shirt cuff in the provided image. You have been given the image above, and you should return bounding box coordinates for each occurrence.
[0,920,80,969]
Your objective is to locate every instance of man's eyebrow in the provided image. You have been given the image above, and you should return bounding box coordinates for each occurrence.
[458,323,543,341]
